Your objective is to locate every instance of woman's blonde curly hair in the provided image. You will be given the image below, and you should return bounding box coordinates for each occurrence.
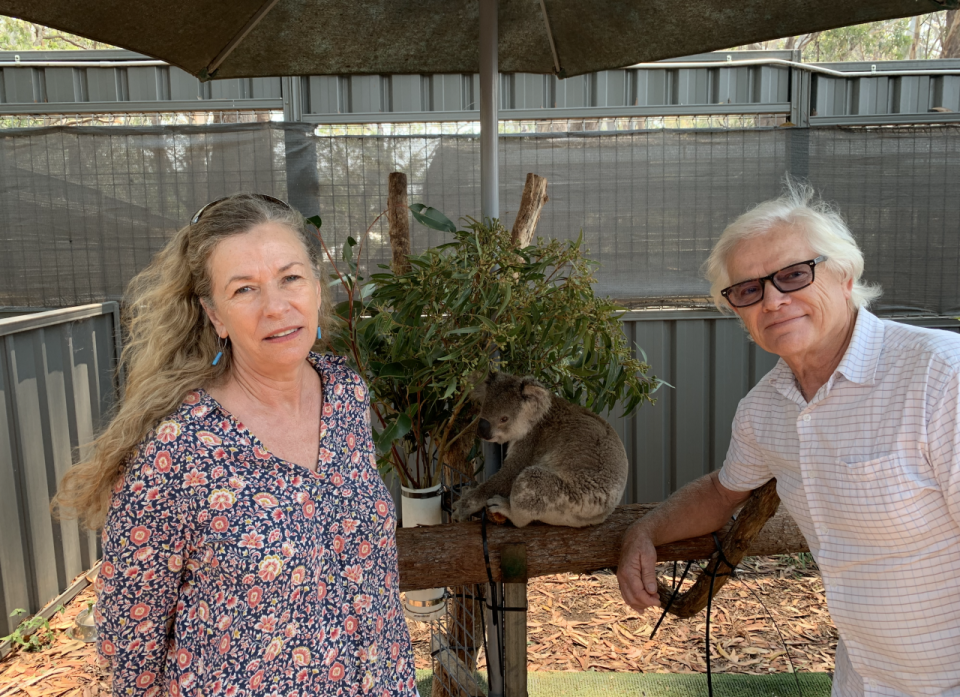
[53,194,334,530]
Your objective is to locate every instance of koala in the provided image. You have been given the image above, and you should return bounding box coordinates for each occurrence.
[452,372,628,528]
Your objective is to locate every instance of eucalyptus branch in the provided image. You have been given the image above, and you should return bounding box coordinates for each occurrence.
[330,215,659,489]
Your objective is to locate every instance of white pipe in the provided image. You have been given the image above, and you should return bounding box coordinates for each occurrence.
[628,57,960,78]
[479,0,499,221]
[0,60,167,68]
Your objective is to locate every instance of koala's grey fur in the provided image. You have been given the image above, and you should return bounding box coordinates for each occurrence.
[452,372,628,528]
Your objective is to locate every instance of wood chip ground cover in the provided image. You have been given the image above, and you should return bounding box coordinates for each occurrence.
[407,554,837,676]
[0,555,834,695]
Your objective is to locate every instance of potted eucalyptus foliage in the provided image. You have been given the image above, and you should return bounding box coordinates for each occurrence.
[310,206,663,491]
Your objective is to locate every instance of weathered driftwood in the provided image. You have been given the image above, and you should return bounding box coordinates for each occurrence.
[657,478,781,618]
[510,173,548,248]
[397,502,807,592]
[387,171,411,275]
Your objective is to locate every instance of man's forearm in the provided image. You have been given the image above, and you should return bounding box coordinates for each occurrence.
[638,471,748,546]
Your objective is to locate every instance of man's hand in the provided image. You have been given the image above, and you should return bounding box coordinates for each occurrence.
[615,471,751,614]
[617,522,661,613]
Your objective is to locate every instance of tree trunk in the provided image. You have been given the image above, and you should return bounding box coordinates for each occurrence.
[397,502,807,592]
[510,173,548,248]
[387,172,412,275]
[908,16,921,60]
[944,11,960,59]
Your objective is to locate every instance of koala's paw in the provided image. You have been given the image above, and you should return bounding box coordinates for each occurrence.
[452,490,484,522]
[485,495,511,525]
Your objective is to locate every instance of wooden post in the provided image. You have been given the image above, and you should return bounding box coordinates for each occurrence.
[433,435,483,697]
[387,172,412,274]
[501,545,528,697]
[510,173,548,247]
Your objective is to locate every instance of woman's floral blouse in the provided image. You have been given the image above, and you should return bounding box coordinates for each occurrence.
[96,354,418,697]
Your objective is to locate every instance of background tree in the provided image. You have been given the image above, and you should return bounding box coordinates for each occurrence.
[734,10,958,61]
[0,16,114,50]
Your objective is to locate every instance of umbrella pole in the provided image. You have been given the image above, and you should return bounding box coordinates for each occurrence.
[479,0,499,222]
[479,10,507,696]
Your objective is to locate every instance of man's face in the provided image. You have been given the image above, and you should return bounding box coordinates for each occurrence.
[726,225,854,364]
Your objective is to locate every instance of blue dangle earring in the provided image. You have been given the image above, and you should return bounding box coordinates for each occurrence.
[317,311,322,341]
[212,335,226,366]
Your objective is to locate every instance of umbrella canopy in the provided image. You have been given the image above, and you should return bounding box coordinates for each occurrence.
[0,0,945,80]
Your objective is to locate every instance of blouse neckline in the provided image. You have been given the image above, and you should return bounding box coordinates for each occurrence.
[194,353,332,479]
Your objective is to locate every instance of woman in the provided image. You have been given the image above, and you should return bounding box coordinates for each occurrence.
[54,194,419,697]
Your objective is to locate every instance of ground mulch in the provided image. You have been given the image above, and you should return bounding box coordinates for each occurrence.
[0,585,109,697]
[0,554,834,696]
[407,554,837,676]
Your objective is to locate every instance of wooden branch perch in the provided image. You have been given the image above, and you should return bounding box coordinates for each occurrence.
[387,172,411,274]
[657,478,781,617]
[510,173,548,247]
[397,502,806,592]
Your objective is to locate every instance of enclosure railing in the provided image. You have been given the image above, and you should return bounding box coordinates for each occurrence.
[0,303,119,635]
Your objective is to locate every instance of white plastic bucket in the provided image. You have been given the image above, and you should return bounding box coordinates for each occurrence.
[400,483,445,622]
[400,483,442,528]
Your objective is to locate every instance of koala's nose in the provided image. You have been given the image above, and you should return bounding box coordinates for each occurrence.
[477,419,492,440]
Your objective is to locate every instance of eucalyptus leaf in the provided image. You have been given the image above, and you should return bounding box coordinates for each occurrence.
[409,203,456,233]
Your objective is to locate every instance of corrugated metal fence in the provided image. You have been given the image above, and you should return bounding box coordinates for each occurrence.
[1,305,957,632]
[0,303,119,634]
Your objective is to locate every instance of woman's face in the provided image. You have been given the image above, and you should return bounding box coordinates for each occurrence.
[202,222,321,376]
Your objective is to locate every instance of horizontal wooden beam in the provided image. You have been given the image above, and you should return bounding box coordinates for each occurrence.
[397,503,807,592]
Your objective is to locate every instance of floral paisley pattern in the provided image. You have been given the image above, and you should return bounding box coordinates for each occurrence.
[96,354,418,697]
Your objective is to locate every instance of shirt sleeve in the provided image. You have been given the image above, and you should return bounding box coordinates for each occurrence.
[718,401,775,493]
[95,430,193,696]
[928,367,960,527]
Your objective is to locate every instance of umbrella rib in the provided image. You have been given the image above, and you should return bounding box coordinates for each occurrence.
[538,0,562,75]
[206,0,283,76]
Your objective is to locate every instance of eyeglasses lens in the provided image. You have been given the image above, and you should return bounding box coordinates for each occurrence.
[774,263,814,291]
[729,281,762,306]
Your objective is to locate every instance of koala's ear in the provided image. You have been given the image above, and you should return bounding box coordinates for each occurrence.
[485,371,498,384]
[469,372,491,402]
[520,378,551,417]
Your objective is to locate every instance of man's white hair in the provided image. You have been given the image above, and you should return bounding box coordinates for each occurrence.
[703,178,882,313]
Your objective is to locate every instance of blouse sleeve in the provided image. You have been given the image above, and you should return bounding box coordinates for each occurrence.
[96,424,194,697]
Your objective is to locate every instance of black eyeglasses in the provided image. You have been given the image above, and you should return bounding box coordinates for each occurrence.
[720,256,827,308]
[190,194,291,225]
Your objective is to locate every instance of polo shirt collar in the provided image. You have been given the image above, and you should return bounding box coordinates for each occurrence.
[834,309,883,386]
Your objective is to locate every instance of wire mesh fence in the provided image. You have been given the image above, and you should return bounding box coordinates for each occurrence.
[0,121,957,314]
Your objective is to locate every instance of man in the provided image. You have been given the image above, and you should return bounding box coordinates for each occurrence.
[617,182,960,697]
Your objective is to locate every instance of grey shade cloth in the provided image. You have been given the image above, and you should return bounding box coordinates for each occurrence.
[0,0,941,80]
[1,122,957,314]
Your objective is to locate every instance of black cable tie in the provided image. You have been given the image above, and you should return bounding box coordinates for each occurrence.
[711,531,738,573]
[480,509,506,681]
[740,575,804,697]
[650,559,694,639]
[706,559,719,697]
